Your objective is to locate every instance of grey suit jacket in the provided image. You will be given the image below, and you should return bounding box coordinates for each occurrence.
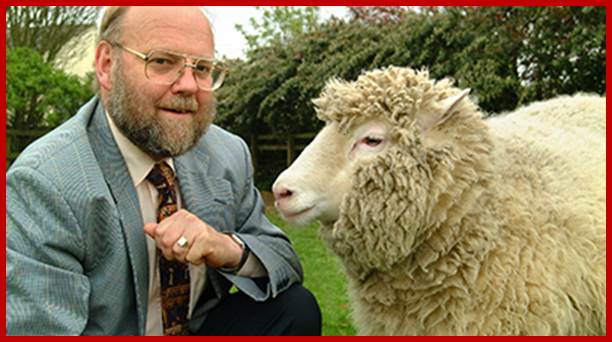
[6,97,304,335]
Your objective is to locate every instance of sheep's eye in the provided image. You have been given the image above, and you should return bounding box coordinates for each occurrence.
[362,137,383,147]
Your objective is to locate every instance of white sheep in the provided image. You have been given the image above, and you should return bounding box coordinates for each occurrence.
[272,67,605,335]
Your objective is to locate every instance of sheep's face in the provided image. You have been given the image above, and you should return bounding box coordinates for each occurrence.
[273,66,491,277]
[273,117,393,225]
[273,67,473,228]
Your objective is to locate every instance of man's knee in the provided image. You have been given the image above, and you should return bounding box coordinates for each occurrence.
[275,284,322,335]
[197,283,322,335]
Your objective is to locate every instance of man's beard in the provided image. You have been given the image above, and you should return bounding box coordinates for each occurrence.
[106,61,216,159]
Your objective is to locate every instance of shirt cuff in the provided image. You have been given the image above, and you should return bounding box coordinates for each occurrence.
[236,252,268,277]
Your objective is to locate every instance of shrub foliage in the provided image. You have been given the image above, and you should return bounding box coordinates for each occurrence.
[216,6,605,137]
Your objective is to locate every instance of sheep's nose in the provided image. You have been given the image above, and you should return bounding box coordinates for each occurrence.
[273,186,294,202]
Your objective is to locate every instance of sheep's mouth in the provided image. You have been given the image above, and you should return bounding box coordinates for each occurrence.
[280,205,315,222]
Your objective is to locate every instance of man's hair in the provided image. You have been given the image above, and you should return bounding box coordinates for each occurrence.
[97,6,129,44]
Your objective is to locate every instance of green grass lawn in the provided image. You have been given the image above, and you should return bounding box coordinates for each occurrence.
[266,211,357,336]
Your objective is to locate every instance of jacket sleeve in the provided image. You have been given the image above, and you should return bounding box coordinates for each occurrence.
[217,137,304,300]
[6,166,90,335]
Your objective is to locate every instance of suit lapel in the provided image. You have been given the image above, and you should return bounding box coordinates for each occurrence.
[175,147,214,223]
[87,99,149,335]
[175,146,232,229]
[175,146,231,300]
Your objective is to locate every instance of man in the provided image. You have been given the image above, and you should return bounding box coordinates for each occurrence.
[6,6,321,336]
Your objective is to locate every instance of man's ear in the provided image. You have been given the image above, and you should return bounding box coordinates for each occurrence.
[418,89,471,132]
[95,41,114,92]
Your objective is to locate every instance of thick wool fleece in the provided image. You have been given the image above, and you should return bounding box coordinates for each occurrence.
[315,67,605,335]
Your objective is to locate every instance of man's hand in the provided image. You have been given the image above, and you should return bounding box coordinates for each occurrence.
[144,209,243,268]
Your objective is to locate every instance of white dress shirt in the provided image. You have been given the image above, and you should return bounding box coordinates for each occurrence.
[105,112,266,335]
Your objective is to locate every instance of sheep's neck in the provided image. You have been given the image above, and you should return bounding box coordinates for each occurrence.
[404,145,497,288]
[343,172,498,332]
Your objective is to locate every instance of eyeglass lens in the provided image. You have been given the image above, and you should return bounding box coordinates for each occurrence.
[144,51,225,90]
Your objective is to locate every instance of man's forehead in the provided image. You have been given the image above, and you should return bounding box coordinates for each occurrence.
[123,6,209,29]
[120,6,214,57]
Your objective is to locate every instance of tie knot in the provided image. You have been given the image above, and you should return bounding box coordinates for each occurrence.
[146,162,175,190]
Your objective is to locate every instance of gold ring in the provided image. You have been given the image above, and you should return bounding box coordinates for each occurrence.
[177,236,189,248]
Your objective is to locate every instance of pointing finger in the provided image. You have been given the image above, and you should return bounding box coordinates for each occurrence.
[144,222,157,238]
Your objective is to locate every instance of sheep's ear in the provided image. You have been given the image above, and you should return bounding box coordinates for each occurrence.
[437,88,471,127]
[419,89,471,132]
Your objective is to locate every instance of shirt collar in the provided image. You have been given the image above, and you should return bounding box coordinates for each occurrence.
[105,110,175,187]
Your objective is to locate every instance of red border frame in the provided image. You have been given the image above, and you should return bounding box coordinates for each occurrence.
[2,2,609,338]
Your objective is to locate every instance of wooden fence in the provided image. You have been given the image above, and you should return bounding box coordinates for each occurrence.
[249,132,316,169]
[6,128,316,170]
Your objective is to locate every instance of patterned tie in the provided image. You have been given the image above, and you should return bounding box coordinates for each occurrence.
[146,162,190,336]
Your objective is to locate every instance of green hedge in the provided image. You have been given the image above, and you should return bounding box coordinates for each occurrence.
[217,6,605,137]
[6,47,94,153]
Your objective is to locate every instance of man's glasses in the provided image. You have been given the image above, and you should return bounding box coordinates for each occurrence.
[110,42,227,91]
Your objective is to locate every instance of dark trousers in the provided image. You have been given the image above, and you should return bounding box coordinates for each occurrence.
[195,283,322,336]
